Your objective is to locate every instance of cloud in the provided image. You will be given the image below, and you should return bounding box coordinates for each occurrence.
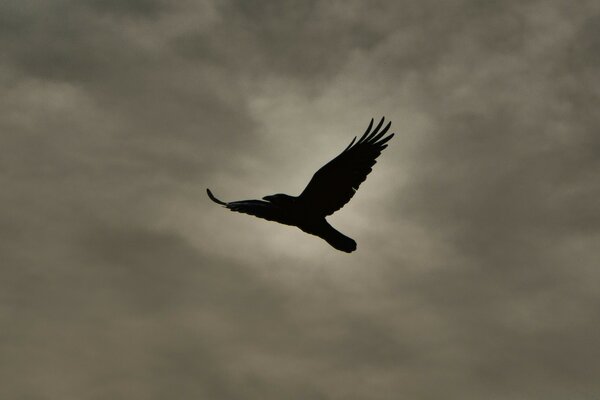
[1,0,599,399]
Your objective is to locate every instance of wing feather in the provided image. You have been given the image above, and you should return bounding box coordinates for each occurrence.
[298,117,394,216]
[206,189,283,222]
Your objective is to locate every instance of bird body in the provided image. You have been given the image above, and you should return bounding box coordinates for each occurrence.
[207,117,394,253]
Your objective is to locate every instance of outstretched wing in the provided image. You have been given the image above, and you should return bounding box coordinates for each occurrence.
[298,117,394,216]
[206,189,283,222]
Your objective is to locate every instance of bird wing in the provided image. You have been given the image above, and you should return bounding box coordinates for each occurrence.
[206,189,283,222]
[298,117,394,216]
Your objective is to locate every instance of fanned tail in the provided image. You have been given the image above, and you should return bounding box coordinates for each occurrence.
[302,220,357,253]
[323,227,357,253]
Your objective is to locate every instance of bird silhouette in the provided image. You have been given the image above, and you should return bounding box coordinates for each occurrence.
[207,117,394,252]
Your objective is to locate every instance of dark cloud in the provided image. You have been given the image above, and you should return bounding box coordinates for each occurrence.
[1,0,599,399]
[87,0,167,18]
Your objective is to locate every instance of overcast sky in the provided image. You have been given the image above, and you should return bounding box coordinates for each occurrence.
[1,0,599,399]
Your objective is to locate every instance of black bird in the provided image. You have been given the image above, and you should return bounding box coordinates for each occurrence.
[207,117,394,252]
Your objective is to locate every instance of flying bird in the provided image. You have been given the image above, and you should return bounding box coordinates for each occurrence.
[207,117,394,253]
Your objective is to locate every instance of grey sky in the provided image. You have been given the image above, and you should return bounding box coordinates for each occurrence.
[1,0,599,399]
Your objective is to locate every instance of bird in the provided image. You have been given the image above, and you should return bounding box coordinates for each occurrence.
[207,117,394,253]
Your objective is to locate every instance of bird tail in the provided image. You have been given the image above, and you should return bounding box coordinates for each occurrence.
[206,188,227,205]
[318,221,357,253]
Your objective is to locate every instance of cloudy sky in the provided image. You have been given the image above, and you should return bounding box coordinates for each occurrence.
[1,0,599,399]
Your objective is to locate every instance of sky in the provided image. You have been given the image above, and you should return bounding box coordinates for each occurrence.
[1,0,599,399]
